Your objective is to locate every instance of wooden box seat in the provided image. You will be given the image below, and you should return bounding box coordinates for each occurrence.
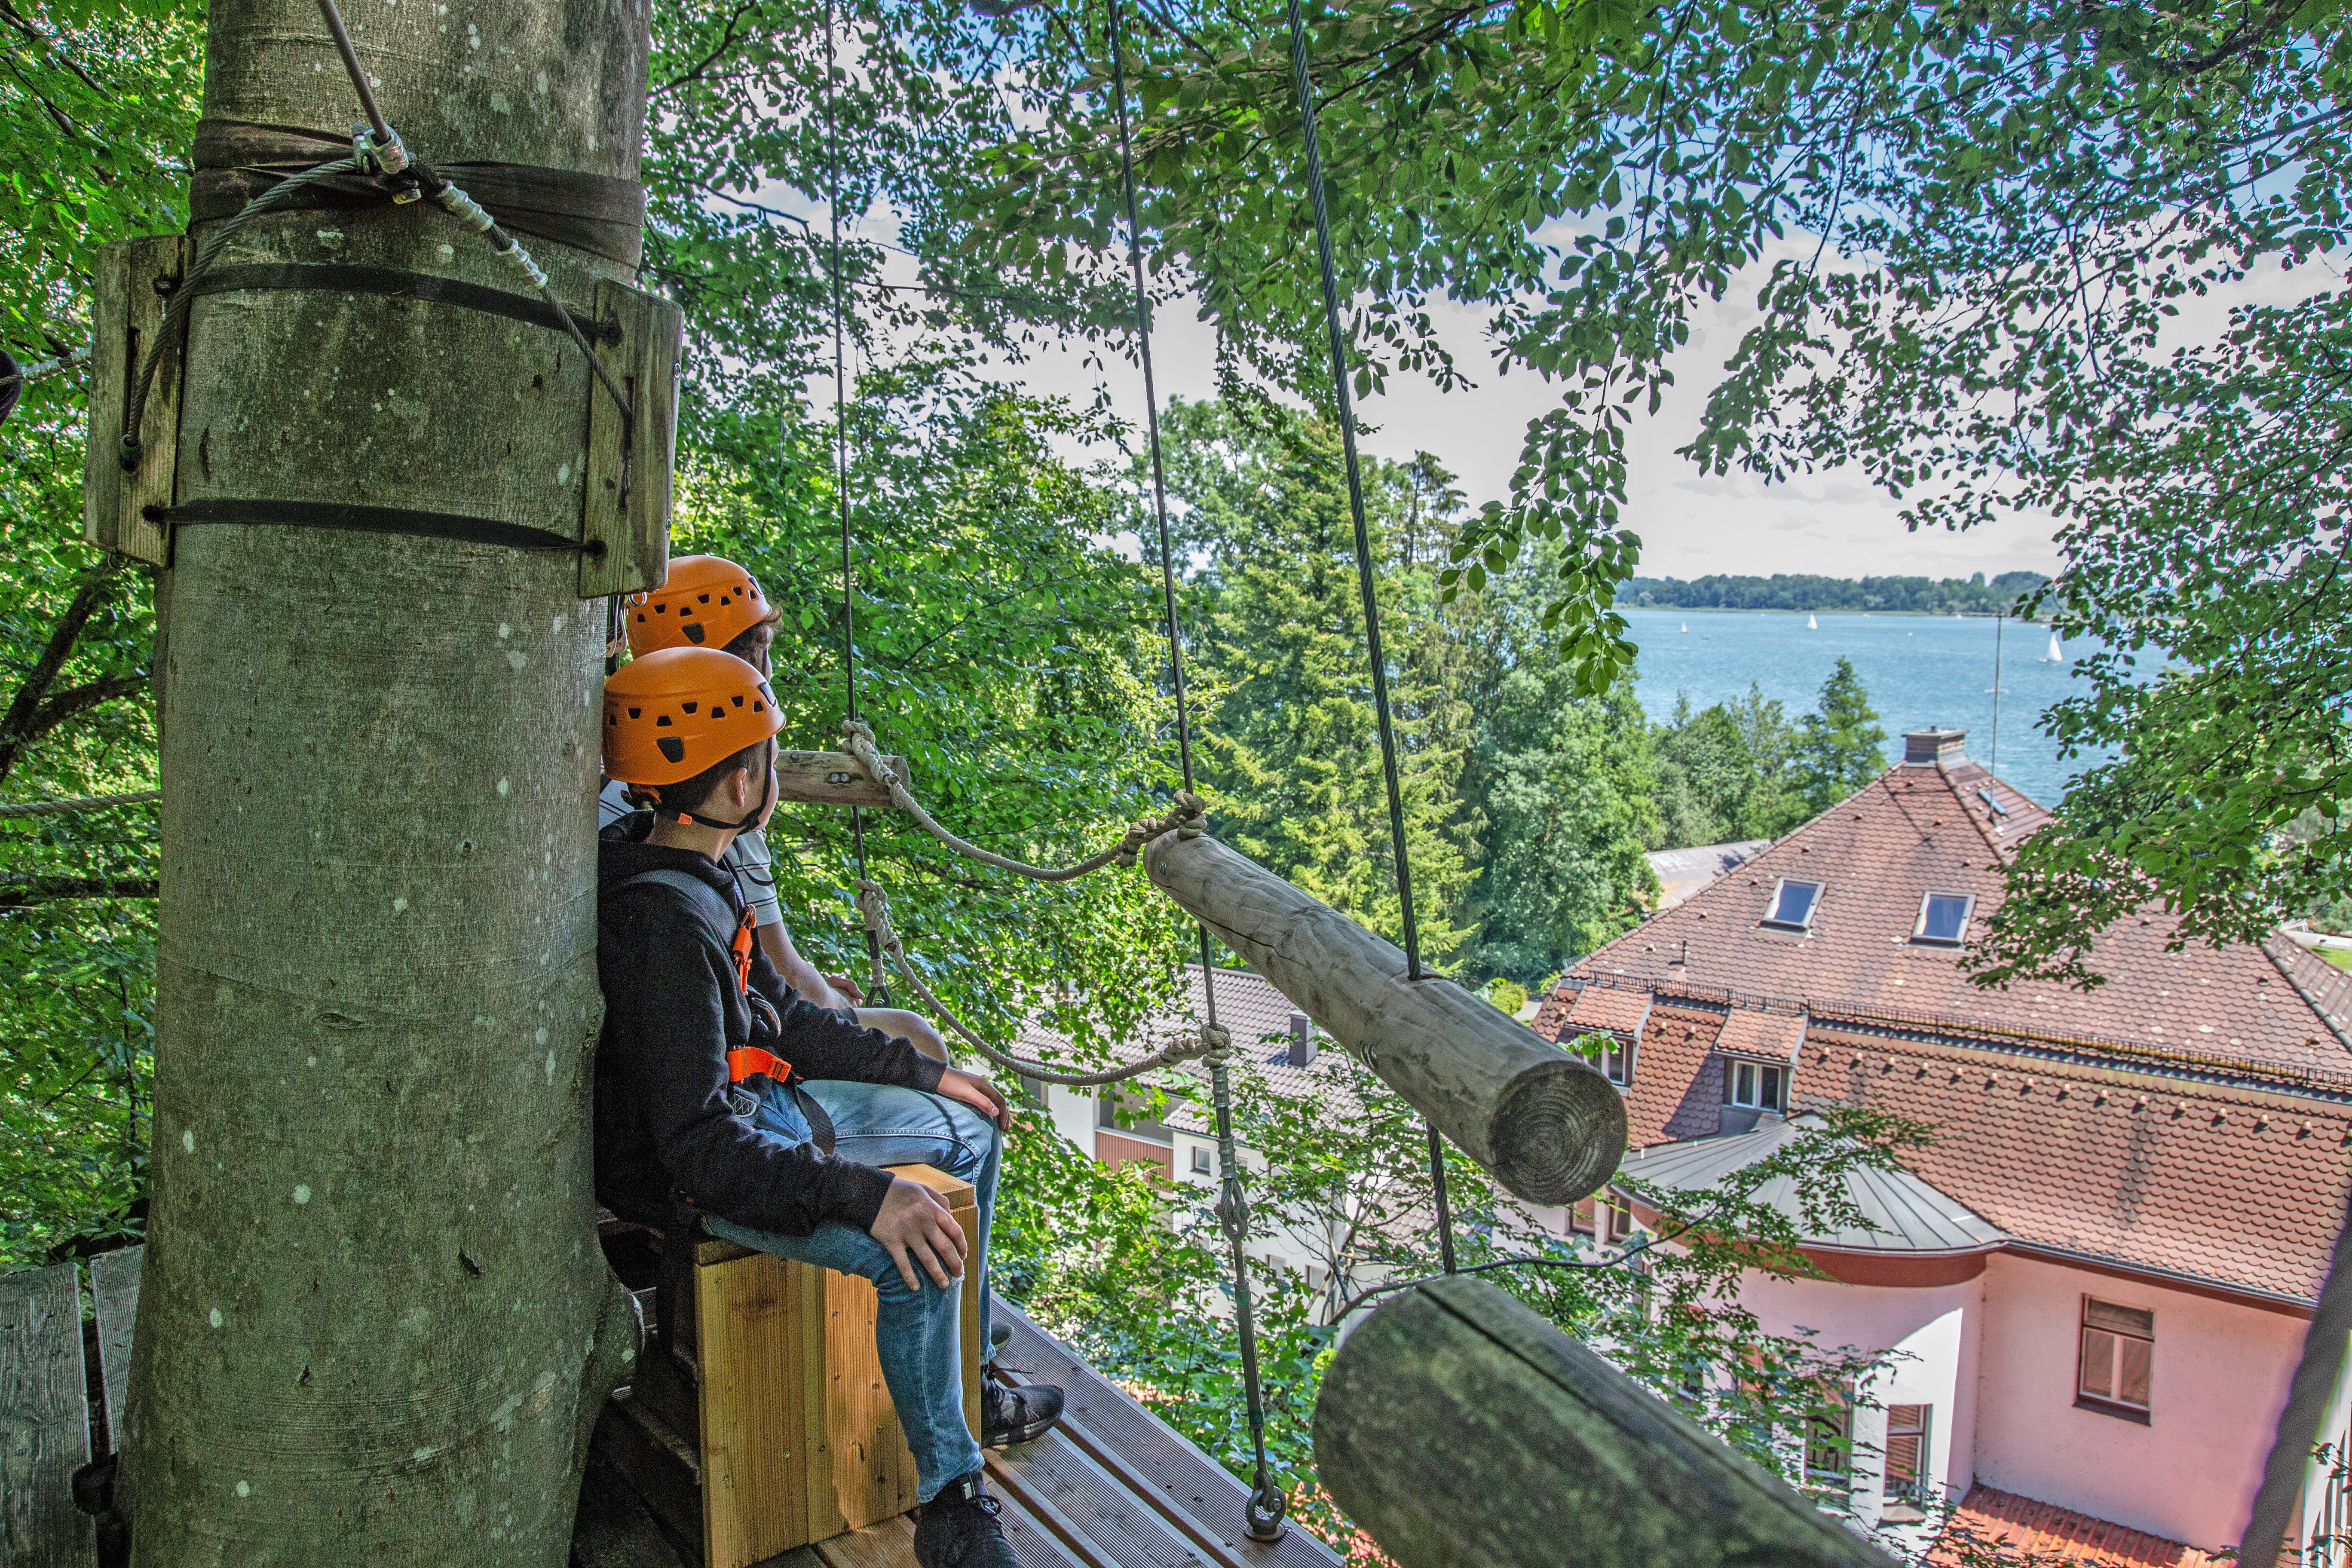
[595,1165,983,1568]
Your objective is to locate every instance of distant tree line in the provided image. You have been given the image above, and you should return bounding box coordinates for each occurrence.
[1619,573,2050,615]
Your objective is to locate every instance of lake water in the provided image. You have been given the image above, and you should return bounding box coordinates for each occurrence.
[1619,607,2114,811]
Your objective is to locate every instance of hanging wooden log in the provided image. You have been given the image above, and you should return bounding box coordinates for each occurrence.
[1143,831,1623,1205]
[1314,1276,1897,1568]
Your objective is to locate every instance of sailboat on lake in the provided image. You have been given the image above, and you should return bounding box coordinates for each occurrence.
[2044,625,2065,662]
[1807,613,1818,629]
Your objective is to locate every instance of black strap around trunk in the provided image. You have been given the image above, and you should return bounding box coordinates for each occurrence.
[185,263,616,342]
[148,498,601,555]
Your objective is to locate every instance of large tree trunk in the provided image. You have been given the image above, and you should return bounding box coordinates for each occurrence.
[122,0,649,1558]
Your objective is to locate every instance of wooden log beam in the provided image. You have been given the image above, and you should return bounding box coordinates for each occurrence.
[1143,831,1623,1205]
[773,750,906,810]
[1314,1276,1897,1568]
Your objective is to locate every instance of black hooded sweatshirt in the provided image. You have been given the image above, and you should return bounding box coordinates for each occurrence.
[595,814,945,1235]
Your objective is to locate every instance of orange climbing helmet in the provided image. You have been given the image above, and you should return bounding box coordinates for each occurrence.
[625,554,775,658]
[602,646,785,789]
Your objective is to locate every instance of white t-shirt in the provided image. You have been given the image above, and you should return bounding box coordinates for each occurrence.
[599,778,783,929]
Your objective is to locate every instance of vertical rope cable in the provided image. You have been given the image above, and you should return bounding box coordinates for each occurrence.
[1280,0,1454,1271]
[1280,0,1419,982]
[1109,0,1282,1538]
[824,0,883,998]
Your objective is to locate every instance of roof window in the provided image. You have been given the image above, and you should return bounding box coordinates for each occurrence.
[1914,891,1974,946]
[1762,879,1823,931]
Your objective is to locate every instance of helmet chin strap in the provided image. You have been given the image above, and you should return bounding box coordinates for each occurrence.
[661,742,776,834]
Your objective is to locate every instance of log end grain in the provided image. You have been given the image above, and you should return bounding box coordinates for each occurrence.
[1489,1057,1627,1207]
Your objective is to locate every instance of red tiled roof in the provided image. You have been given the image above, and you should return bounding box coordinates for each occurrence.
[1573,756,2352,1075]
[1716,1008,1804,1060]
[1936,1484,2220,1568]
[1549,744,2352,1303]
[1559,987,1652,1039]
[1791,1025,2349,1302]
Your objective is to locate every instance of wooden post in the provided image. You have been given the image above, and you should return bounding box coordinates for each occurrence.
[1313,1276,1897,1568]
[1143,832,1624,1205]
[0,1262,94,1567]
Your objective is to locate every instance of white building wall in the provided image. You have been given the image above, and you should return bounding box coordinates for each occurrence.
[1738,1268,1982,1527]
[1972,1251,2306,1551]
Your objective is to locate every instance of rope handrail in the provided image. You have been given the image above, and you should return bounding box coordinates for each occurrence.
[0,789,160,820]
[855,878,1228,1087]
[841,719,1206,882]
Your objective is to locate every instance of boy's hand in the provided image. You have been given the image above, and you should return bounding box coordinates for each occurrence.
[824,972,866,1004]
[870,1176,967,1291]
[935,1067,1011,1132]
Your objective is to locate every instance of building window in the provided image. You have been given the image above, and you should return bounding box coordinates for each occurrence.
[1604,1196,1636,1243]
[2077,1298,2153,1422]
[1569,1198,1597,1236]
[1730,1060,1784,1111]
[1601,1039,1635,1086]
[1764,879,1824,931]
[1097,1087,1177,1143]
[1803,1387,1851,1486]
[1882,1404,1931,1520]
[1913,891,1975,945]
[1190,1145,1212,1174]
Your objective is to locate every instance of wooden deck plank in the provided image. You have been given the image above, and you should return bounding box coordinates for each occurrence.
[988,1302,1339,1568]
[90,1246,141,1453]
[989,1436,1207,1568]
[0,1260,95,1567]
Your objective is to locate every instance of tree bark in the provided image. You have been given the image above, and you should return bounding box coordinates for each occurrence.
[121,0,649,1559]
[1313,1276,1897,1568]
[1143,830,1625,1205]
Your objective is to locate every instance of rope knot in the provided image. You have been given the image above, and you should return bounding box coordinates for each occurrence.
[854,878,902,959]
[1198,1023,1232,1067]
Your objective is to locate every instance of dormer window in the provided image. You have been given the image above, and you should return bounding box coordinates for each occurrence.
[1763,879,1823,931]
[1602,1040,1635,1087]
[1730,1060,1785,1111]
[1914,891,1975,946]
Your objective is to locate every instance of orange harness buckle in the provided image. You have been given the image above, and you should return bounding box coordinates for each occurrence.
[727,1046,789,1085]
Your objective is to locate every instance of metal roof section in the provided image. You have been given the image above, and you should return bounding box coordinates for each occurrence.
[1621,1112,2006,1256]
[1645,839,1772,911]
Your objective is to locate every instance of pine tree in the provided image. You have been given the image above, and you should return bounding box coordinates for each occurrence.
[1795,657,1890,814]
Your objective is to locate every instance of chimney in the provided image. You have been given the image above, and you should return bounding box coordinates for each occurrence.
[1287,1012,1316,1068]
[1902,728,1967,768]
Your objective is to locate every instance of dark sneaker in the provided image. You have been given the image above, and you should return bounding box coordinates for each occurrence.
[914,1471,1017,1568]
[982,1379,1064,1447]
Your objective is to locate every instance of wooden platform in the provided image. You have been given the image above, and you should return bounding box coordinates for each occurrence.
[577,1298,1344,1568]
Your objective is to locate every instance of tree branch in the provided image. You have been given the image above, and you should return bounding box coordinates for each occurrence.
[0,564,118,785]
[28,673,148,737]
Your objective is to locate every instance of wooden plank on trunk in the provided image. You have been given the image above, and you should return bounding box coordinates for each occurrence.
[696,1250,814,1568]
[1313,1276,1896,1568]
[89,1246,141,1452]
[772,752,909,812]
[0,1260,95,1567]
[82,235,185,567]
[1143,831,1624,1206]
[581,279,682,599]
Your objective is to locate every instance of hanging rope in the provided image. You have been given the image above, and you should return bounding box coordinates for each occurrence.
[822,0,887,1004]
[858,880,1225,1086]
[1109,0,1284,1539]
[841,720,1204,881]
[1279,0,1456,1278]
[0,789,159,821]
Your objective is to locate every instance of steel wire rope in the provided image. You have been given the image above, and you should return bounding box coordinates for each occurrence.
[1278,0,1456,1274]
[820,0,885,1002]
[1106,0,1284,1535]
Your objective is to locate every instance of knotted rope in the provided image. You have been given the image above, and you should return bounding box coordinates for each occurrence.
[856,877,1227,1087]
[842,718,1205,882]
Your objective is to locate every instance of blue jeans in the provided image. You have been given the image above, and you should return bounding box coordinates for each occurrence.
[701,1077,999,1501]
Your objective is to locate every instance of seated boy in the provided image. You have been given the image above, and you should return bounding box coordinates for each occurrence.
[596,645,1061,1568]
[601,553,947,1058]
